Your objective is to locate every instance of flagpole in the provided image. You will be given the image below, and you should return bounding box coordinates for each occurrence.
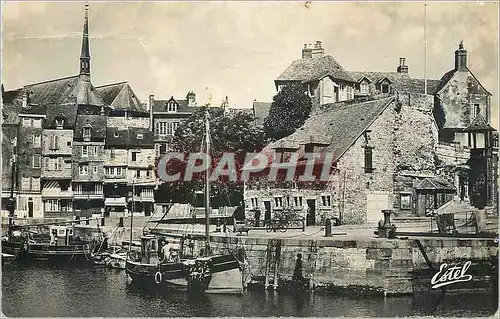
[424,3,428,95]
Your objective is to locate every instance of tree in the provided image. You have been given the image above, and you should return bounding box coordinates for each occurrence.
[155,106,267,206]
[263,82,312,141]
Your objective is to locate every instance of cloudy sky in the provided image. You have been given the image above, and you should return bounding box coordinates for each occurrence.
[2,1,498,127]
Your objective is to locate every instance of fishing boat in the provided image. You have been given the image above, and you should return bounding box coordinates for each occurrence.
[25,224,92,262]
[125,109,244,294]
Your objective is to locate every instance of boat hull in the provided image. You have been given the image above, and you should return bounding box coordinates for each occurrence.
[126,254,243,294]
[1,239,26,260]
[26,243,91,263]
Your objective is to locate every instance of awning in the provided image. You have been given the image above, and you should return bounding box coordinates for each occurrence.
[415,177,456,192]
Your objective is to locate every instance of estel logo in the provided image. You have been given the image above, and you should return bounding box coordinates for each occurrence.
[430,261,473,289]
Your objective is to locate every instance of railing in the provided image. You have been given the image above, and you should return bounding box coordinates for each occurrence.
[234,217,306,234]
[42,189,73,198]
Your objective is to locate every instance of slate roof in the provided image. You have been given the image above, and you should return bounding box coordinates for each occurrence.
[74,115,107,139]
[21,75,105,106]
[408,79,441,95]
[268,96,395,163]
[106,127,154,148]
[152,97,195,113]
[436,68,492,96]
[95,82,146,112]
[415,177,456,191]
[17,104,48,116]
[276,55,354,83]
[44,103,79,129]
[252,101,272,126]
[463,114,496,132]
[349,71,407,87]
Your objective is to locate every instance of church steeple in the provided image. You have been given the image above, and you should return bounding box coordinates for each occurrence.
[79,3,91,79]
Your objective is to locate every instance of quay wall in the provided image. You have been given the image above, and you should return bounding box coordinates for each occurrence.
[209,236,498,295]
[71,224,498,296]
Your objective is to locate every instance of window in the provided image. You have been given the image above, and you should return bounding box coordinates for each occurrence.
[167,101,177,112]
[79,164,89,175]
[304,144,314,153]
[173,122,179,132]
[167,122,174,135]
[49,158,62,170]
[136,170,141,178]
[93,166,98,174]
[50,135,59,150]
[31,177,40,191]
[21,177,30,191]
[146,170,151,177]
[83,127,91,139]
[293,196,303,207]
[157,122,168,136]
[32,119,41,128]
[400,193,412,210]
[67,141,71,147]
[381,83,390,94]
[110,148,115,159]
[274,196,283,207]
[321,195,332,207]
[32,155,41,168]
[33,134,41,148]
[250,197,258,208]
[94,146,99,155]
[46,199,60,212]
[137,133,143,140]
[360,82,369,94]
[155,144,161,156]
[82,146,89,157]
[116,167,122,176]
[364,146,374,173]
[472,104,480,118]
[132,152,138,162]
[346,85,354,100]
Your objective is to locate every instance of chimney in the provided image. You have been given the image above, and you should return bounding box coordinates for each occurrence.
[149,94,154,132]
[311,40,324,58]
[187,91,196,107]
[397,57,409,73]
[455,40,467,71]
[302,43,312,59]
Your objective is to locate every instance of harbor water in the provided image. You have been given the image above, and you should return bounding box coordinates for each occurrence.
[2,262,497,317]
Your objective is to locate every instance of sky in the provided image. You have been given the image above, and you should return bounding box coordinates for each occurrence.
[2,1,499,128]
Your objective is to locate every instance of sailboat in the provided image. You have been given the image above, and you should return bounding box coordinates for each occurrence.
[125,109,244,294]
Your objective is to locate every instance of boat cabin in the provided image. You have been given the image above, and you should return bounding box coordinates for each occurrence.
[49,226,74,246]
[140,235,159,264]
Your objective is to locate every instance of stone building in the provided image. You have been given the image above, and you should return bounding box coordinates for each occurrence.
[245,40,497,225]
[433,41,498,210]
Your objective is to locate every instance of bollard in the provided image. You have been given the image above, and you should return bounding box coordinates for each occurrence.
[119,217,124,228]
[325,218,332,237]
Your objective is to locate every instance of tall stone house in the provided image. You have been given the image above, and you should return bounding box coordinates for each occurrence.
[149,92,198,157]
[245,41,497,225]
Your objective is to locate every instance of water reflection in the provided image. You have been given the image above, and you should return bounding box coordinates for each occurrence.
[2,263,498,317]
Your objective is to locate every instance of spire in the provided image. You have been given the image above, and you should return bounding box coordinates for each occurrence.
[79,3,91,79]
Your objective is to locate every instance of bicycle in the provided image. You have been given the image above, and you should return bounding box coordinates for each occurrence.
[265,219,288,233]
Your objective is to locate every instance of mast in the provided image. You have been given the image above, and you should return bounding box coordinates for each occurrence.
[204,109,211,255]
[8,137,17,241]
[424,3,428,95]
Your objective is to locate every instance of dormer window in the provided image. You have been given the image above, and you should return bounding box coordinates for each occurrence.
[167,101,177,112]
[56,119,64,128]
[83,127,91,140]
[381,84,390,94]
[137,133,143,140]
[360,82,369,94]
